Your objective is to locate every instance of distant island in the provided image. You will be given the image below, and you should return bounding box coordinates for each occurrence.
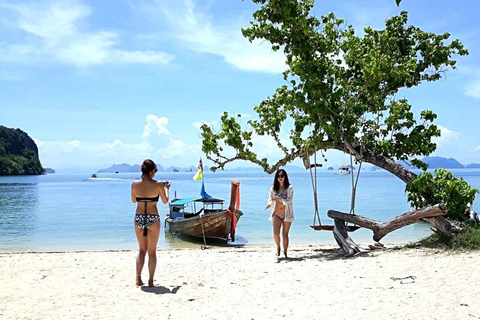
[401,156,478,169]
[45,168,55,174]
[421,156,464,169]
[97,163,144,173]
[96,156,480,174]
[0,125,45,175]
[466,163,480,168]
[97,163,198,173]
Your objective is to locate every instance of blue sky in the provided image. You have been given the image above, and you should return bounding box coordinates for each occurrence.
[1,0,479,173]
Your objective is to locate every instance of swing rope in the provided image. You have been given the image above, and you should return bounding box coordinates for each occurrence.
[308,150,362,232]
[308,152,322,227]
[349,153,362,215]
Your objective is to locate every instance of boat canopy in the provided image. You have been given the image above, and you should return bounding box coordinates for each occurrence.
[170,197,197,205]
[195,198,224,204]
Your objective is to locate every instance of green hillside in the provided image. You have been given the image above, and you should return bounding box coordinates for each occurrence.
[0,126,45,175]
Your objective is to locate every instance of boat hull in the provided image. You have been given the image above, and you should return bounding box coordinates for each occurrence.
[166,210,243,242]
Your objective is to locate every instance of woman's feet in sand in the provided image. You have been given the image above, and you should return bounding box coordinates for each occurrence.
[148,279,154,287]
[275,247,281,257]
[284,251,288,258]
[136,275,144,286]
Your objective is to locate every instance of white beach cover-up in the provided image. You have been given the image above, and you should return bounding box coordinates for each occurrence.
[267,185,294,222]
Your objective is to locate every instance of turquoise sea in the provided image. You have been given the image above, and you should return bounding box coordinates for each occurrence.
[1,169,479,252]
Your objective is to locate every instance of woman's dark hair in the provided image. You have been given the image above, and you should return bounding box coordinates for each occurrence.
[273,169,290,192]
[141,159,157,177]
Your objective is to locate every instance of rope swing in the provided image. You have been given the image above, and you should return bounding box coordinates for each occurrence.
[309,151,361,232]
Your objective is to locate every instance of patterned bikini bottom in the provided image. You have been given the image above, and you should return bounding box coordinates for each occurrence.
[134,214,160,236]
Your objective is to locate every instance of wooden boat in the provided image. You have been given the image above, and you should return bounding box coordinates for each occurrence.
[165,180,242,242]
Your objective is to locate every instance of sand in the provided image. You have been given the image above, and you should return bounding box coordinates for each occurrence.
[1,244,479,320]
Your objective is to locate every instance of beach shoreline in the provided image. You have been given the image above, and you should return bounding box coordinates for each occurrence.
[1,244,479,320]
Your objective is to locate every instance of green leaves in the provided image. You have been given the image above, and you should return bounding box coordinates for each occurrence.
[200,0,468,176]
[406,168,479,221]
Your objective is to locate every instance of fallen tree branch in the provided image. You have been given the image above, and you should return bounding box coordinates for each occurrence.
[328,204,448,243]
[422,216,465,238]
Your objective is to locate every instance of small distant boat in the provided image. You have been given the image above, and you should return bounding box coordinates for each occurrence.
[165,180,242,243]
[335,165,351,175]
[115,171,119,174]
[90,173,98,178]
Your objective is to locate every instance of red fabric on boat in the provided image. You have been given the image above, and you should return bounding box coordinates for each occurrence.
[227,181,240,241]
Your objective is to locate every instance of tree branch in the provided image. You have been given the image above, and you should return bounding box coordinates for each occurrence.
[328,204,447,242]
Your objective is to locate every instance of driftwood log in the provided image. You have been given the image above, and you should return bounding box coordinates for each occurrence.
[422,216,465,237]
[327,204,449,256]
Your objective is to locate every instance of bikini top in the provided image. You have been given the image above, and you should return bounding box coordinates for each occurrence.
[136,195,159,202]
[136,195,160,215]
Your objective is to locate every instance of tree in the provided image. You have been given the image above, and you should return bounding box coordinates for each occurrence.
[201,0,467,186]
[199,0,475,254]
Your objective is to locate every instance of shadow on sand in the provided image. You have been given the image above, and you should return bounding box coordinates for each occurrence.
[141,285,181,295]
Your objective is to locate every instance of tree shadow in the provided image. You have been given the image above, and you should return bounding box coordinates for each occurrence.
[297,247,377,261]
[141,285,181,295]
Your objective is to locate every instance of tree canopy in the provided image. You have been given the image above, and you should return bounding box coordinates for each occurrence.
[0,125,45,175]
[200,0,467,185]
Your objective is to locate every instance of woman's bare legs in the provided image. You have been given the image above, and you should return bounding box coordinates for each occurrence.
[146,221,160,287]
[282,221,292,258]
[272,215,282,256]
[134,221,160,286]
[134,225,147,286]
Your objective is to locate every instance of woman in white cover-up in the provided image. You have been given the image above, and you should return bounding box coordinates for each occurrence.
[265,169,294,258]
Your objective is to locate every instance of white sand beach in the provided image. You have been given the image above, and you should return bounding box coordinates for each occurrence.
[1,244,479,320]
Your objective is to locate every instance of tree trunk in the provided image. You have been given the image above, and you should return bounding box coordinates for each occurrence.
[331,145,417,184]
[328,204,447,243]
[332,219,361,256]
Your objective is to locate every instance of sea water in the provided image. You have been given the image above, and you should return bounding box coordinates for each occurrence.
[1,169,479,252]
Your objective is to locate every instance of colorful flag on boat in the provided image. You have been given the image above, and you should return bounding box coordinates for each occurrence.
[193,158,203,181]
[200,180,212,199]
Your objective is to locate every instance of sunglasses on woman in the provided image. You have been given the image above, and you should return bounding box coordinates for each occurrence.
[277,174,285,178]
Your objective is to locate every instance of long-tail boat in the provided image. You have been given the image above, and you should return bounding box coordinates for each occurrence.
[165,180,242,243]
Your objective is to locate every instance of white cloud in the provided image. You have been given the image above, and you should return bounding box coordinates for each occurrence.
[465,80,480,99]
[156,139,195,159]
[433,125,460,146]
[37,138,154,169]
[58,139,82,152]
[36,135,203,171]
[143,115,170,139]
[476,145,480,151]
[1,1,174,67]
[34,113,206,170]
[147,0,286,73]
[112,50,174,65]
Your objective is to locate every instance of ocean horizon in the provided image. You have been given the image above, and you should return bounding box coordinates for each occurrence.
[1,168,479,252]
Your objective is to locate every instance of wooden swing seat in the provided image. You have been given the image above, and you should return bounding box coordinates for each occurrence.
[310,225,361,232]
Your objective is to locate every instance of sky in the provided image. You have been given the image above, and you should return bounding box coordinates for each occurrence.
[1,0,480,173]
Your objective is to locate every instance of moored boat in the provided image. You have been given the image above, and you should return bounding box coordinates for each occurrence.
[165,180,242,243]
[335,164,351,175]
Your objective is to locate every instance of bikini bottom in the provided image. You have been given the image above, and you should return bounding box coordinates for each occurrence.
[272,213,285,221]
[134,214,160,237]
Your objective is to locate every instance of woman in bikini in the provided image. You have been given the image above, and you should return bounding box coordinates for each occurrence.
[265,169,294,258]
[131,159,170,287]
